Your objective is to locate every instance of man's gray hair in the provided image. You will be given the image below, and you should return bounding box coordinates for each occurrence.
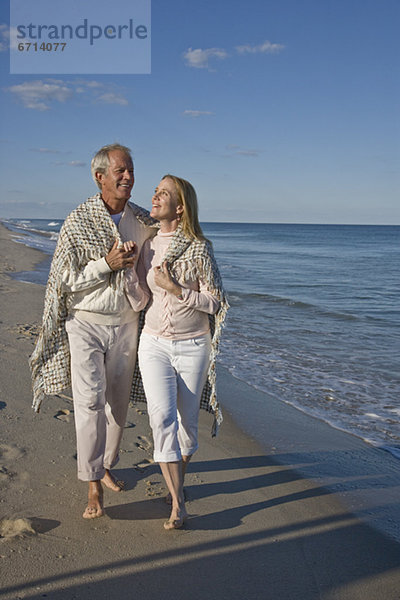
[91,143,133,189]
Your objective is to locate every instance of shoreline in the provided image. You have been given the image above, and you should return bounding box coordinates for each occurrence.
[1,221,400,599]
[3,218,398,453]
[219,365,400,541]
[3,218,399,452]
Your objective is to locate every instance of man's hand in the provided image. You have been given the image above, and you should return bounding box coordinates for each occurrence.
[105,240,137,271]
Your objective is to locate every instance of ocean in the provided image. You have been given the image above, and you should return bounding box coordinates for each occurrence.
[3,218,400,455]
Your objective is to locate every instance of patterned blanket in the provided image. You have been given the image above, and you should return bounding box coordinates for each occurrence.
[130,224,229,435]
[29,194,155,412]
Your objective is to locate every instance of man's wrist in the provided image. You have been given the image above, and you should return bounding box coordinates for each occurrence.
[102,256,113,273]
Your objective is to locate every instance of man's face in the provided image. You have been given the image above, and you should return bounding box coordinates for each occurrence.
[96,150,134,205]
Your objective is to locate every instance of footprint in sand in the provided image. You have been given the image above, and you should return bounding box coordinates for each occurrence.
[135,436,153,452]
[0,286,14,295]
[145,479,164,497]
[0,445,28,493]
[10,323,41,340]
[0,466,16,482]
[189,473,204,484]
[134,458,154,472]
[54,408,73,423]
[1,262,16,273]
[0,443,25,463]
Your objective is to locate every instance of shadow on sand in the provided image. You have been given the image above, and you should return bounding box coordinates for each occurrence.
[4,451,400,599]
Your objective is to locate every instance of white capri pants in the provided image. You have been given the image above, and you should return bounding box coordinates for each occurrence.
[66,315,139,481]
[138,332,212,463]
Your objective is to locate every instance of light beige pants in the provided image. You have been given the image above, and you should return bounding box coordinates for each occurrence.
[65,315,138,481]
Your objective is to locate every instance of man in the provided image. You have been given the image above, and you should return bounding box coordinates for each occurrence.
[30,143,156,518]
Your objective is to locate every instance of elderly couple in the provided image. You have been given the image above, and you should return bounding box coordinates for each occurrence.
[30,143,228,530]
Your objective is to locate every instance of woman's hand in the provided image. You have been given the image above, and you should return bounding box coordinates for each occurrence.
[153,261,182,297]
[106,240,137,271]
[123,240,136,254]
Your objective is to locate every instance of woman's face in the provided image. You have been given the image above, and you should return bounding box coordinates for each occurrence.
[151,178,183,222]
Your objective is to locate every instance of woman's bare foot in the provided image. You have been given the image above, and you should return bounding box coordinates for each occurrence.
[164,506,188,530]
[101,469,125,492]
[83,481,104,519]
[165,487,187,505]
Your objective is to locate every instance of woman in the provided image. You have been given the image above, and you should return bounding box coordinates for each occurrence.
[125,174,228,530]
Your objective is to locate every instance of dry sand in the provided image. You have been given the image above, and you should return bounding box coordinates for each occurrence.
[1,221,400,600]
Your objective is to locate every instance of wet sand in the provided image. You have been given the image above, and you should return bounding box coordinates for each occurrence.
[1,221,399,599]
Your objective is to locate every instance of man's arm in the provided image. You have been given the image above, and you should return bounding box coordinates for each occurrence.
[61,240,136,293]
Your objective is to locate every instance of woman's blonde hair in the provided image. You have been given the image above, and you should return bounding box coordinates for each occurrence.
[162,174,205,240]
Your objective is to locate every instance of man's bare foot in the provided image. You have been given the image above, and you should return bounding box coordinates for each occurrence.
[164,506,188,530]
[83,481,104,519]
[101,469,125,492]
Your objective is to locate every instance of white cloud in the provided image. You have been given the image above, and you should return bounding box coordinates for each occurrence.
[7,80,72,110]
[226,144,260,157]
[183,40,284,70]
[80,80,103,88]
[236,40,285,55]
[183,110,215,118]
[0,24,8,51]
[68,79,104,89]
[6,78,128,110]
[235,149,259,157]
[54,161,86,167]
[0,24,20,52]
[30,147,66,154]
[96,93,129,106]
[183,47,228,69]
[69,80,104,94]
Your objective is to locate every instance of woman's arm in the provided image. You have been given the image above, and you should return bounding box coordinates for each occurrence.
[175,278,220,314]
[154,261,220,315]
[124,243,151,311]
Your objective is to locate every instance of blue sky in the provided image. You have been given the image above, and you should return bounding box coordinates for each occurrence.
[0,0,399,223]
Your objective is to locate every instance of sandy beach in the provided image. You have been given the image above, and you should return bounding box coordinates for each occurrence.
[1,221,400,600]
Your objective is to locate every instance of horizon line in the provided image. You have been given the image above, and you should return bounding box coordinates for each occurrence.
[1,217,399,227]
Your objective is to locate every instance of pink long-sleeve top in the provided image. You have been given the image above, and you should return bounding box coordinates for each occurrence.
[125,230,220,340]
